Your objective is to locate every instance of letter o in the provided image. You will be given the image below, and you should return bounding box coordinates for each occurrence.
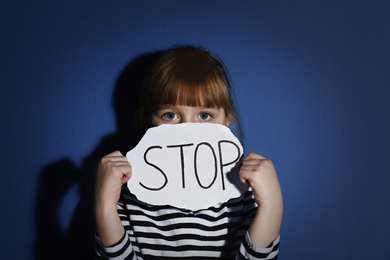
[194,142,218,189]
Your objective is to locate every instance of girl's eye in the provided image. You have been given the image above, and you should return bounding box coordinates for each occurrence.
[162,112,178,120]
[198,112,212,121]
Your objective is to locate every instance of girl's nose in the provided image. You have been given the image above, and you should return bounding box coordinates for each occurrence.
[180,116,196,123]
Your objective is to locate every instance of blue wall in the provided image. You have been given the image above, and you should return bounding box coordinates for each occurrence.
[1,0,389,259]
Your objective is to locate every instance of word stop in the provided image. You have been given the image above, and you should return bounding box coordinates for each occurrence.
[140,140,241,191]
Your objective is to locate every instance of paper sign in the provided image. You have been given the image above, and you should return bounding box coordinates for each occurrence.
[126,123,248,211]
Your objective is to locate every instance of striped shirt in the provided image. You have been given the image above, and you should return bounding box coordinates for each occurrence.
[96,186,279,259]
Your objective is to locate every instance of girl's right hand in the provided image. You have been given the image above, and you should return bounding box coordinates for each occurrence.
[95,150,132,207]
[95,151,131,246]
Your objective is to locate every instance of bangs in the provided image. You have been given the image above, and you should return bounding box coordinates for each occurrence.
[151,73,231,110]
[148,48,232,111]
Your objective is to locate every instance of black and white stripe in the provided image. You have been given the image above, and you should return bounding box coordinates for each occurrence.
[96,186,279,259]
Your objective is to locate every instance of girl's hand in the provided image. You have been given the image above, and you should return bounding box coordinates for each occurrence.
[95,151,132,246]
[95,150,132,207]
[237,152,283,248]
[237,152,282,208]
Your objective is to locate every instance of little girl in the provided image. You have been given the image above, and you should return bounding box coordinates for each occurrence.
[95,46,283,259]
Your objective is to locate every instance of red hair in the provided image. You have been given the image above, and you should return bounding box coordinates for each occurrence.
[137,46,242,140]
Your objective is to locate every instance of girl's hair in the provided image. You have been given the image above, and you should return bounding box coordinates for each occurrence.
[136,45,243,141]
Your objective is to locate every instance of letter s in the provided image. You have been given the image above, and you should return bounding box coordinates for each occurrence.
[139,146,168,191]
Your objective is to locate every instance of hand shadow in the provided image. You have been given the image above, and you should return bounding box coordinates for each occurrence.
[35,50,163,260]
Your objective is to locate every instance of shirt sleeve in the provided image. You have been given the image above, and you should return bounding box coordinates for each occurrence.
[95,232,137,260]
[237,232,280,260]
[95,186,137,260]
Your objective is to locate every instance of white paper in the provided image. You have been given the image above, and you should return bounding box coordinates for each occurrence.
[126,123,248,211]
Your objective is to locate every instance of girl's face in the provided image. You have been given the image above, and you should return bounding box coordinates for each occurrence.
[151,104,231,127]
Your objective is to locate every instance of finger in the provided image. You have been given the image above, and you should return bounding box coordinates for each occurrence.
[102,150,129,161]
[245,152,266,160]
[109,163,132,182]
[111,160,131,170]
[99,156,131,172]
[236,152,267,169]
[239,170,255,186]
[122,172,132,184]
[240,176,249,185]
[239,165,258,172]
[239,168,256,179]
[119,163,132,184]
[103,156,127,161]
[240,159,267,167]
[237,152,266,167]
[104,150,123,156]
[101,154,129,163]
[109,163,132,173]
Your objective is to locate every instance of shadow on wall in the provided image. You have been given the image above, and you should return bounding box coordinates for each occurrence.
[35,51,163,260]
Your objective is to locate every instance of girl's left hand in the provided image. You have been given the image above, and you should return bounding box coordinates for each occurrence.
[237,152,283,247]
[237,152,282,209]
